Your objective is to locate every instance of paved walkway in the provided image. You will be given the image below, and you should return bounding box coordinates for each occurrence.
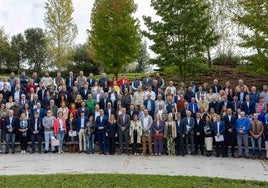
[0,153,268,181]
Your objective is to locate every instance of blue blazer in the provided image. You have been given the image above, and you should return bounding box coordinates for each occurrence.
[144,99,155,112]
[95,115,109,132]
[213,121,225,135]
[76,116,89,132]
[188,102,198,114]
[32,108,45,119]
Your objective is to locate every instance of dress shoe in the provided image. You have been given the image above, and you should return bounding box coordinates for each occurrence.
[99,152,104,154]
[44,150,48,154]
[104,152,107,155]
[52,151,56,153]
[12,151,15,154]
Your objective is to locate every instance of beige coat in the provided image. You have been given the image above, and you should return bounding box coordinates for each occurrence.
[164,121,177,139]
[129,120,143,144]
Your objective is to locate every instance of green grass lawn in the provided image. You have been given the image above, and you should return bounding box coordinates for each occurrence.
[0,174,267,188]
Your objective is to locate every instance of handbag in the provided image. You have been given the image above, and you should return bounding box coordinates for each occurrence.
[155,133,163,140]
[68,131,77,137]
[52,139,60,146]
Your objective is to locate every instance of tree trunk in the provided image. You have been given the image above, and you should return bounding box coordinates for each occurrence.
[207,47,212,68]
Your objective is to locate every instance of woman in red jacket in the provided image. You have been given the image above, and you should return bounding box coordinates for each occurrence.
[54,111,67,153]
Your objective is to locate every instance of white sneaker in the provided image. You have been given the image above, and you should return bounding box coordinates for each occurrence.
[21,151,23,154]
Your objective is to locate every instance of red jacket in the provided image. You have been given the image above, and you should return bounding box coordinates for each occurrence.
[54,118,67,135]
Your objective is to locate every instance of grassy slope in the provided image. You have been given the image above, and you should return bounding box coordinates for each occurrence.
[0,174,267,188]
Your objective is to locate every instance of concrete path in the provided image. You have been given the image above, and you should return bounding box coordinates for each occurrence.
[0,153,268,181]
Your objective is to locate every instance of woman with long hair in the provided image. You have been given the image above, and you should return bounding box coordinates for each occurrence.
[129,114,142,155]
[152,114,165,155]
[204,115,214,157]
[106,114,118,155]
[54,111,67,153]
[66,112,77,152]
[19,113,28,154]
[164,113,177,155]
[86,115,96,154]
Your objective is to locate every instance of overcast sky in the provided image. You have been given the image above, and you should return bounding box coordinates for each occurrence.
[0,0,155,46]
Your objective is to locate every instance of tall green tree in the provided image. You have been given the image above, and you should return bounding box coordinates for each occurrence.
[143,0,218,79]
[44,0,78,70]
[235,0,268,75]
[10,33,25,73]
[24,28,48,72]
[90,0,141,78]
[0,27,11,72]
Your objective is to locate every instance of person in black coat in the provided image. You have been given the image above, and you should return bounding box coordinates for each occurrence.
[3,110,20,154]
[195,113,205,155]
[175,113,186,156]
[222,108,237,157]
[29,111,43,153]
[106,114,118,155]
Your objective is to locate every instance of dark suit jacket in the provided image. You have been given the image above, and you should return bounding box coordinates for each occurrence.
[117,114,131,132]
[213,121,225,135]
[222,114,236,134]
[77,107,89,117]
[29,117,43,134]
[37,88,47,101]
[80,89,91,100]
[127,109,138,120]
[195,118,205,136]
[76,116,89,132]
[176,119,186,136]
[99,98,112,110]
[241,101,255,116]
[219,101,233,112]
[181,117,195,135]
[87,78,96,88]
[66,76,76,90]
[0,90,11,101]
[144,99,155,113]
[95,115,109,132]
[209,101,220,114]
[104,108,116,118]
[211,85,222,93]
[31,108,45,119]
[236,92,248,102]
[3,116,19,134]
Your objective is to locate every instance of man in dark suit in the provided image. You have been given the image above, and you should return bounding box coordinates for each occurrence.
[3,110,19,154]
[80,83,91,100]
[194,112,205,155]
[66,71,76,92]
[182,110,196,154]
[117,107,131,154]
[213,115,225,157]
[223,108,237,157]
[127,104,138,120]
[219,95,233,112]
[142,72,153,90]
[241,94,255,116]
[144,94,155,118]
[29,111,43,153]
[37,82,47,101]
[32,102,45,118]
[95,109,109,154]
[211,79,222,93]
[121,88,131,111]
[104,102,115,119]
[87,73,95,89]
[99,92,112,111]
[232,95,242,115]
[0,83,11,101]
[209,97,220,114]
[175,113,186,156]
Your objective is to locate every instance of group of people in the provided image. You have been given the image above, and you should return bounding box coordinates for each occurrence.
[0,70,268,160]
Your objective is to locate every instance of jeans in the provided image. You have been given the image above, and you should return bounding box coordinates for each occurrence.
[57,131,65,152]
[5,133,15,152]
[251,136,262,156]
[45,131,55,151]
[237,134,249,156]
[86,134,95,153]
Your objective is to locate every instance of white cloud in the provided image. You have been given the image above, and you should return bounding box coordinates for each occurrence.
[0,0,156,55]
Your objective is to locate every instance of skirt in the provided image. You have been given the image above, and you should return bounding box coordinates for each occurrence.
[205,137,213,151]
